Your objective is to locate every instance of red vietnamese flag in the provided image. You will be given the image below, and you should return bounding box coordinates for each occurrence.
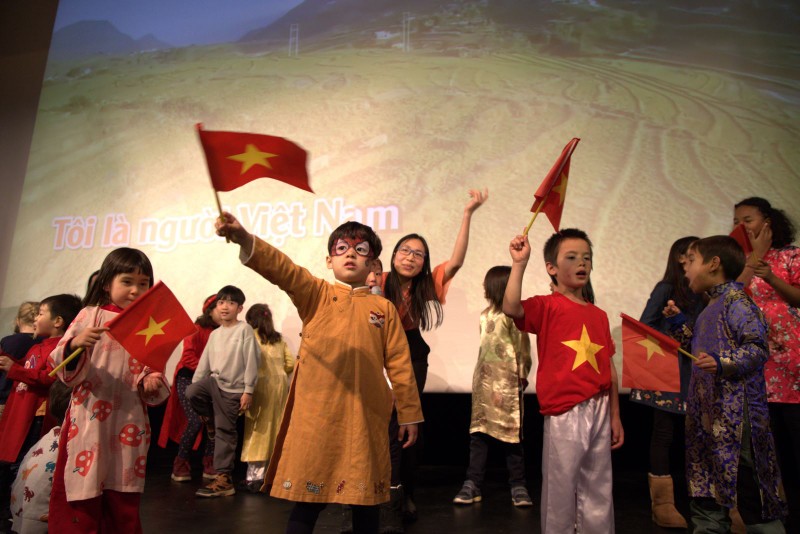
[105,282,195,373]
[730,223,753,255]
[196,124,313,193]
[530,137,580,231]
[620,313,681,392]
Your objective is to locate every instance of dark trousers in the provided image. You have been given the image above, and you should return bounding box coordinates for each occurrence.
[185,377,240,475]
[650,409,685,476]
[465,432,526,488]
[175,375,214,459]
[400,334,429,499]
[287,502,379,534]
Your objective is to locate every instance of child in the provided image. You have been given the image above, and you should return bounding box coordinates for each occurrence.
[503,228,623,534]
[215,213,422,534]
[158,294,221,482]
[628,236,703,528]
[0,302,41,420]
[186,285,260,498]
[48,247,170,534]
[0,295,80,529]
[240,303,295,492]
[366,258,383,295]
[734,196,800,521]
[381,188,487,519]
[664,235,787,531]
[9,381,72,534]
[453,265,533,507]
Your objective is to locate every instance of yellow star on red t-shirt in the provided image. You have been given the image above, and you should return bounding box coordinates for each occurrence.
[562,324,603,373]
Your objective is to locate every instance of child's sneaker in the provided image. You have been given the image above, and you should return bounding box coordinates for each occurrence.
[195,473,235,498]
[202,455,218,480]
[201,416,216,441]
[511,485,533,507]
[452,480,481,504]
[170,456,191,482]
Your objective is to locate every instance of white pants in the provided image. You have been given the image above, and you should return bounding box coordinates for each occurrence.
[541,391,614,534]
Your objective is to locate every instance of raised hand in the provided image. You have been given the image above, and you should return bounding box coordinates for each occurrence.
[465,188,489,214]
[215,211,252,248]
[662,300,681,318]
[509,234,531,264]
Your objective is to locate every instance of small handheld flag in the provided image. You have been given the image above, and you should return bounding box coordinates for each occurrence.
[197,124,312,194]
[729,224,753,256]
[525,137,580,234]
[105,282,196,373]
[620,313,683,392]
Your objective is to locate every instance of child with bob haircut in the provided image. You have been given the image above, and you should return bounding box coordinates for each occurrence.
[503,228,623,534]
[664,235,787,532]
[48,247,169,534]
[215,212,422,534]
[453,265,532,508]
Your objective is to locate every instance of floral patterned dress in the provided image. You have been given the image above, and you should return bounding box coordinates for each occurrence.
[747,245,800,404]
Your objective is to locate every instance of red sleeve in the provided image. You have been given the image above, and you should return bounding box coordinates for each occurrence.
[6,349,56,389]
[513,296,546,335]
[431,262,452,304]
[178,326,206,372]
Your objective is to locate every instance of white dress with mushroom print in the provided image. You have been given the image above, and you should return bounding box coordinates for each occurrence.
[48,305,169,501]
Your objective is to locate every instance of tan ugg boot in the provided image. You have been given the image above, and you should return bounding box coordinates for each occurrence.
[648,473,688,528]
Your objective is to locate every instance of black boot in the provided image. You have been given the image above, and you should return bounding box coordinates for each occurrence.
[340,504,353,533]
[380,485,404,533]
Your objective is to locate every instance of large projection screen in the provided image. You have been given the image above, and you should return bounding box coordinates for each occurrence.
[3,0,798,392]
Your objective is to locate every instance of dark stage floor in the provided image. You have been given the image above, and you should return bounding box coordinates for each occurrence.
[140,465,695,533]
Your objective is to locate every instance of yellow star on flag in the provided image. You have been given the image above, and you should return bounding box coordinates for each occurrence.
[136,316,170,345]
[562,324,603,373]
[637,335,665,361]
[552,172,568,205]
[227,144,278,174]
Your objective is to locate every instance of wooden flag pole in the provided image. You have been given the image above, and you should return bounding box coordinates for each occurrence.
[213,189,231,243]
[523,191,548,236]
[48,347,84,377]
[678,347,699,362]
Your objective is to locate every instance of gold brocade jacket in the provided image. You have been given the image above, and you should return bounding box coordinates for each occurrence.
[469,308,532,443]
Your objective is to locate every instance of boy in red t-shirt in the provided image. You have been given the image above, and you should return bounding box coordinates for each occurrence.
[503,228,623,534]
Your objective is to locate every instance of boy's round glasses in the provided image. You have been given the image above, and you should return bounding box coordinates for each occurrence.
[331,239,371,257]
[396,246,426,260]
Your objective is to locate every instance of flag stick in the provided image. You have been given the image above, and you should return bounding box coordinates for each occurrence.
[213,190,230,243]
[523,193,547,236]
[48,347,84,377]
[678,347,699,362]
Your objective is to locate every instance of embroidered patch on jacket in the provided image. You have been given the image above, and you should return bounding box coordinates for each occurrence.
[356,482,367,494]
[374,481,386,495]
[336,480,346,494]
[282,480,292,490]
[369,310,385,328]
[306,481,324,494]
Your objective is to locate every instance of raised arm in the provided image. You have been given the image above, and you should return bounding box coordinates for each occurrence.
[503,234,531,319]
[443,188,488,283]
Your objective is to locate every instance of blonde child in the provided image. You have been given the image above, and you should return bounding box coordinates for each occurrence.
[0,301,41,420]
[503,228,623,534]
[453,265,533,507]
[241,303,295,492]
[48,248,170,533]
